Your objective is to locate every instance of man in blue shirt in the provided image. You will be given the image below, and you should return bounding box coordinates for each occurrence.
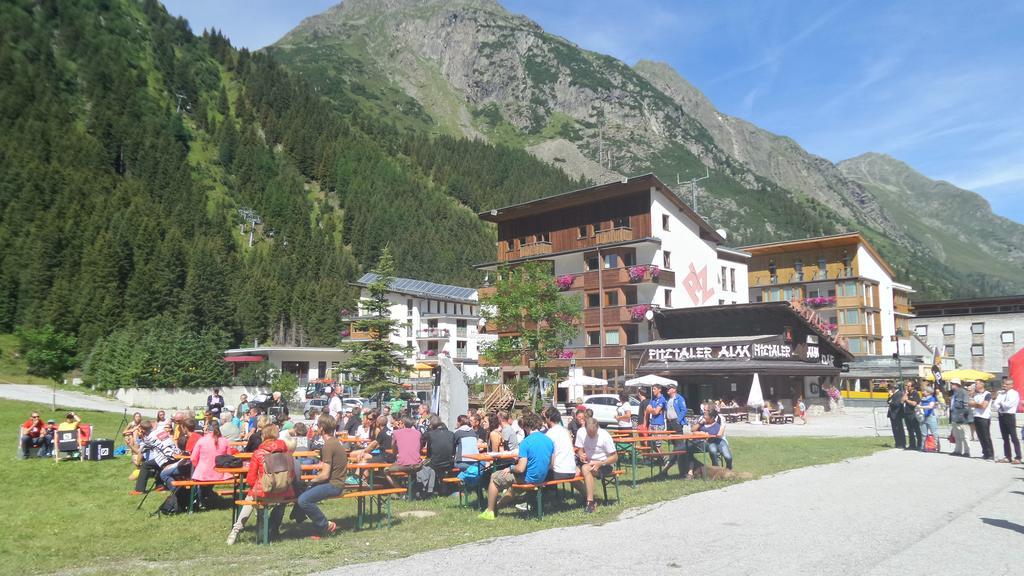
[647,385,668,454]
[658,383,689,476]
[478,412,553,520]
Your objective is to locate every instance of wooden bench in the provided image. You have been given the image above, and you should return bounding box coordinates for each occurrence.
[235,487,406,544]
[170,479,236,514]
[768,413,794,424]
[637,449,690,477]
[511,470,623,519]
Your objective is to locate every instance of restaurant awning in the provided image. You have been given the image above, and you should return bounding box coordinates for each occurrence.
[638,359,841,376]
[223,355,267,363]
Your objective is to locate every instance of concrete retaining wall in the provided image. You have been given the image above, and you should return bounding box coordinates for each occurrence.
[114,386,301,411]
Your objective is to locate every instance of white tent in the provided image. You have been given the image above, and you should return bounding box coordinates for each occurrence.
[557,374,608,388]
[747,373,764,408]
[624,374,677,387]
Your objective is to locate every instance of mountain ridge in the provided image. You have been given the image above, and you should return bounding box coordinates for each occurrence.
[269,0,1023,299]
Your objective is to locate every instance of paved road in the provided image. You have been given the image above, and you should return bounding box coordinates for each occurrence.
[323,449,1024,576]
[0,383,155,416]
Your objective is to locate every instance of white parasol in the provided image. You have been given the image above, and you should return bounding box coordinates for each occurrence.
[624,374,677,387]
[747,372,764,407]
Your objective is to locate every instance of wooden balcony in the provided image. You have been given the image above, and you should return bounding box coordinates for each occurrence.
[594,227,634,244]
[577,345,625,359]
[566,267,675,291]
[582,305,643,326]
[519,241,553,258]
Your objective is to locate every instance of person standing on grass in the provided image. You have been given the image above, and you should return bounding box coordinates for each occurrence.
[478,412,552,520]
[948,380,972,457]
[647,385,667,453]
[206,388,224,419]
[886,384,906,449]
[994,377,1021,464]
[19,411,51,459]
[969,381,994,461]
[574,417,618,513]
[615,393,633,430]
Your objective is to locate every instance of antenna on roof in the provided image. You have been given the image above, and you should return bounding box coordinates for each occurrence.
[677,167,710,213]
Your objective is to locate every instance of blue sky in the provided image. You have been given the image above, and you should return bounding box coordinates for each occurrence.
[164,0,1024,223]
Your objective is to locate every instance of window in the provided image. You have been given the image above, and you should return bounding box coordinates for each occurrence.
[841,250,852,276]
[915,325,928,337]
[944,344,955,357]
[456,340,468,358]
[794,259,803,281]
[585,254,600,271]
[505,239,514,251]
[406,324,413,337]
[971,322,985,335]
[587,331,601,346]
[662,214,670,231]
[444,301,449,314]
[808,289,820,298]
[847,338,862,354]
[942,324,955,336]
[593,221,605,232]
[587,293,600,308]
[837,281,857,297]
[605,331,620,345]
[664,289,673,307]
[456,319,467,338]
[1002,331,1015,344]
[840,309,859,324]
[730,268,736,292]
[719,299,725,305]
[663,251,672,269]
[605,291,619,306]
[612,216,629,228]
[621,251,636,266]
[817,256,827,279]
[519,237,527,247]
[768,259,777,283]
[578,225,588,238]
[720,266,727,291]
[971,344,984,357]
[407,299,413,315]
[603,254,618,269]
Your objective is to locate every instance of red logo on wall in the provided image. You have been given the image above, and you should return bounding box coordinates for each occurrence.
[682,263,715,305]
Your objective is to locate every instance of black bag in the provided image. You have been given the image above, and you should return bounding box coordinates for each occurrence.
[157,487,189,516]
[215,454,243,468]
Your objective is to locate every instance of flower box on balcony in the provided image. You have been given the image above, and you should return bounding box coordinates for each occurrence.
[629,304,652,321]
[555,274,574,291]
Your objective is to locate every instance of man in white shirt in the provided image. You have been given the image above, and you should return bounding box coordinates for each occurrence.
[969,381,994,461]
[543,406,578,482]
[994,377,1021,464]
[327,386,343,423]
[574,417,618,513]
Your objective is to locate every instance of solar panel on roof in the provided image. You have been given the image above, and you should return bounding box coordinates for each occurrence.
[355,273,476,301]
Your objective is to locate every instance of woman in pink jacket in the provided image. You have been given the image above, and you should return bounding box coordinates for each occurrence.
[190,420,231,481]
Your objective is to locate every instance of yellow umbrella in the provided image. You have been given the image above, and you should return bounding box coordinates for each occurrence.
[926,368,995,382]
[413,362,434,371]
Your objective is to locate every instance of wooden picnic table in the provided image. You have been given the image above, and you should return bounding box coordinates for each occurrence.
[459,453,518,509]
[348,461,392,488]
[235,450,319,460]
[614,433,711,488]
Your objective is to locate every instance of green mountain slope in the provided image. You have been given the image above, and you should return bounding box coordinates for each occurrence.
[838,153,1024,294]
[270,0,1023,299]
[0,0,583,378]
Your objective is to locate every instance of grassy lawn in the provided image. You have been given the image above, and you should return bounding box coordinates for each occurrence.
[0,398,888,576]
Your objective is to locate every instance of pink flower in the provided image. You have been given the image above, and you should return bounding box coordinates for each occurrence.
[555,275,575,290]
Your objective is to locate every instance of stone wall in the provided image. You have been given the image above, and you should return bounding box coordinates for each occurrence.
[114,386,302,411]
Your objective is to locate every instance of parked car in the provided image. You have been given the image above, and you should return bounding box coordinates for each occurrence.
[303,398,329,419]
[343,397,372,411]
[581,394,639,427]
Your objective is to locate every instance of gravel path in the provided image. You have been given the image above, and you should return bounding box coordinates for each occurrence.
[0,383,156,416]
[322,449,1024,576]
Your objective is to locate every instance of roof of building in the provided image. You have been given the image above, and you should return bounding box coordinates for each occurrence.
[354,273,477,303]
[478,173,725,244]
[738,232,896,278]
[716,246,752,262]
[224,347,347,354]
[913,294,1024,316]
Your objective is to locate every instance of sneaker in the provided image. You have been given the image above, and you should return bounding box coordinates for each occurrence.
[477,510,495,520]
[345,476,360,486]
[129,490,144,496]
[325,520,337,535]
[585,501,597,514]
[514,502,531,512]
[154,486,167,492]
[996,458,1009,463]
[1013,460,1022,465]
[225,528,240,545]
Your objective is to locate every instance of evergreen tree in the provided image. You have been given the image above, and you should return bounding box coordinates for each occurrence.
[342,247,408,402]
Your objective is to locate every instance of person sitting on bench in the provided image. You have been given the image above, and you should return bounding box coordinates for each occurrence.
[226,423,296,544]
[129,420,181,495]
[574,417,618,513]
[478,412,552,520]
[694,409,733,470]
[544,406,579,483]
[386,416,421,488]
[292,415,348,540]
[19,411,52,459]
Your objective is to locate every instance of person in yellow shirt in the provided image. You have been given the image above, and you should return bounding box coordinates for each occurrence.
[57,412,81,432]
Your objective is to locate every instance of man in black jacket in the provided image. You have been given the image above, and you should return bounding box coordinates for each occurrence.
[886,384,906,449]
[206,388,225,419]
[903,382,923,451]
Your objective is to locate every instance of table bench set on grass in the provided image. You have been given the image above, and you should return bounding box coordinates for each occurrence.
[136,411,722,544]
